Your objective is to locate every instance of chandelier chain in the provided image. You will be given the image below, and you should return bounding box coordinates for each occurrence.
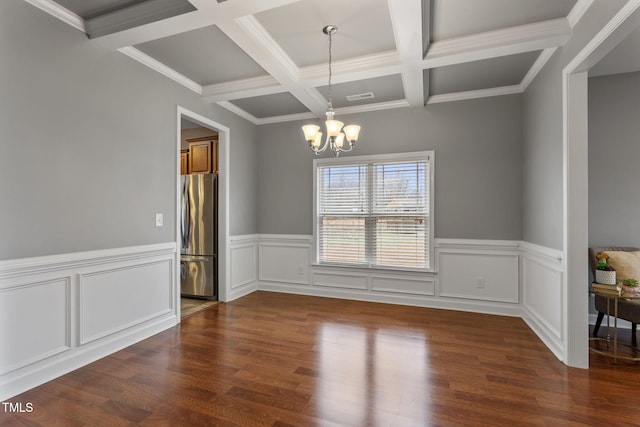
[328,30,333,110]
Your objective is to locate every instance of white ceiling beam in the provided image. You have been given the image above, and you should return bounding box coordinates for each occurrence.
[90,9,217,49]
[424,18,572,69]
[85,0,195,38]
[568,0,594,28]
[218,99,410,125]
[202,76,284,102]
[388,0,425,106]
[218,15,327,117]
[187,0,302,16]
[427,85,521,104]
[90,0,303,49]
[298,51,402,87]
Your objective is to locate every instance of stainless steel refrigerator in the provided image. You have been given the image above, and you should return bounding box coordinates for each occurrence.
[180,173,218,299]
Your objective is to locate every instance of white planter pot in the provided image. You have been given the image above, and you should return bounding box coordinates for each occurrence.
[595,270,616,285]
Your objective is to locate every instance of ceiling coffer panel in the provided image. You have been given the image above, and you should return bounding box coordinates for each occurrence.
[254,0,396,67]
[135,25,268,86]
[316,75,405,109]
[429,51,541,95]
[430,0,578,42]
[49,0,590,123]
[229,93,310,119]
[54,0,149,19]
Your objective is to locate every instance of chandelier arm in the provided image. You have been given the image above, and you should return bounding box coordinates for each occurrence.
[309,134,330,155]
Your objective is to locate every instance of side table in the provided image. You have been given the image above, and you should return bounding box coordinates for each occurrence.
[590,286,640,363]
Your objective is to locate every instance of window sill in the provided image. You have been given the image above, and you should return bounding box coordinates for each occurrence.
[311,263,435,275]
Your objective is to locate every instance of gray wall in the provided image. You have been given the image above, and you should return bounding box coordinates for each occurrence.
[0,1,258,260]
[588,71,640,247]
[522,0,627,250]
[258,95,523,240]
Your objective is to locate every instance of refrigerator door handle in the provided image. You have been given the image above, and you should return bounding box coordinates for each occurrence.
[180,261,187,280]
[181,179,190,250]
[181,256,211,262]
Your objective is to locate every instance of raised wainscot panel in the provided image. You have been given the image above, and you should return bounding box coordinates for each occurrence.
[231,243,257,289]
[79,260,172,344]
[0,277,70,375]
[438,252,519,303]
[313,270,368,290]
[371,275,435,296]
[522,256,562,340]
[259,244,310,285]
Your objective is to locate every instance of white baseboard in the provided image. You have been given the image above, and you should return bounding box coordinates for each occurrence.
[0,243,178,400]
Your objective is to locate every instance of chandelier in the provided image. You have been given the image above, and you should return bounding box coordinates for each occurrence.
[302,25,361,156]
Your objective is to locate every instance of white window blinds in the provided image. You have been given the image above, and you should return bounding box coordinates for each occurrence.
[317,155,430,269]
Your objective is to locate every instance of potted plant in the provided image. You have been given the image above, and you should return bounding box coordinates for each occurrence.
[595,253,617,285]
[621,278,639,294]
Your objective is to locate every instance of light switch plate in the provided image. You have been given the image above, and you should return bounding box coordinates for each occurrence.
[155,213,163,227]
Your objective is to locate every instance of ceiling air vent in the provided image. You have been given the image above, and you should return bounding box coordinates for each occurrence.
[346,92,375,102]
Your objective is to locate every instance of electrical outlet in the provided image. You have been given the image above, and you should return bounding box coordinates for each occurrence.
[155,213,163,227]
[476,277,485,289]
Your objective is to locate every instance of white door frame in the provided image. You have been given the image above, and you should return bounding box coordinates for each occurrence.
[176,106,231,314]
[563,0,640,367]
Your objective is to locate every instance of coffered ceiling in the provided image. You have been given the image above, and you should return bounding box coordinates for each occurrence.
[28,0,593,124]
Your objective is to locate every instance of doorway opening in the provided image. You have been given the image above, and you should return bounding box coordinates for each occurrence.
[176,107,230,320]
[563,1,640,367]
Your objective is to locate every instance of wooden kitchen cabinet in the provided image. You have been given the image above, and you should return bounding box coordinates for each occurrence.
[186,136,218,174]
[180,150,189,175]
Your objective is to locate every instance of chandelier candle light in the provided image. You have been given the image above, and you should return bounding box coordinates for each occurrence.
[302,25,361,156]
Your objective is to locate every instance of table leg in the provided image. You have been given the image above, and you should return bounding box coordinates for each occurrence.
[614,297,619,363]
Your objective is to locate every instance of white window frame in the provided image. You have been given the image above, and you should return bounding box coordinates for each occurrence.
[312,150,434,272]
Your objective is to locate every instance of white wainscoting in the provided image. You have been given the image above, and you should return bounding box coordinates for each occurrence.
[228,234,259,301]
[0,243,177,401]
[520,241,565,360]
[257,235,521,316]
[436,239,520,303]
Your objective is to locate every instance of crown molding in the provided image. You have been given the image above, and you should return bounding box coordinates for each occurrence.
[216,101,261,124]
[217,102,316,125]
[520,47,558,91]
[118,46,202,94]
[23,0,85,32]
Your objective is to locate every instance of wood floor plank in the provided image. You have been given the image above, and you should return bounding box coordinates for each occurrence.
[4,291,640,426]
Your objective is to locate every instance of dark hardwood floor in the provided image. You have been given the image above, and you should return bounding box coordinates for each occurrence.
[3,291,640,426]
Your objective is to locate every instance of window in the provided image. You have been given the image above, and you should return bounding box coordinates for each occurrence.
[314,151,433,270]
